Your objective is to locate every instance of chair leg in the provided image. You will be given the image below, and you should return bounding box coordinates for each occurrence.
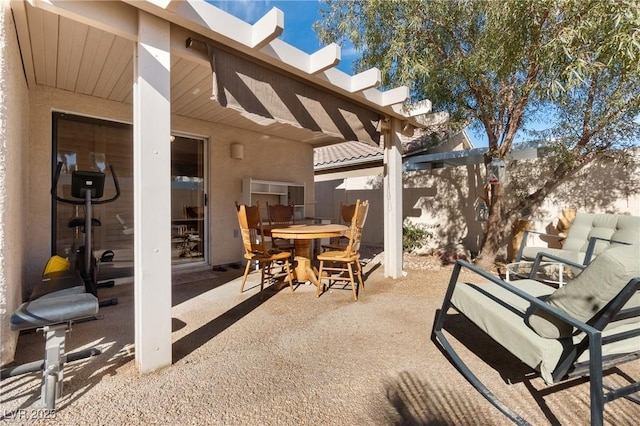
[240,260,252,293]
[348,262,357,301]
[285,260,294,292]
[317,261,325,298]
[260,261,268,295]
[356,260,364,292]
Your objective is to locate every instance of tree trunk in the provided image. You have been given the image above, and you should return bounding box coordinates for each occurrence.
[475,183,503,270]
[471,142,601,271]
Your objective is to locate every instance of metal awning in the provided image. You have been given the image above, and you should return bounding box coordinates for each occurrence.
[403,140,552,171]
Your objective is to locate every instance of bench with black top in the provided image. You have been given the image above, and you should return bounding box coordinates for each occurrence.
[1,269,100,410]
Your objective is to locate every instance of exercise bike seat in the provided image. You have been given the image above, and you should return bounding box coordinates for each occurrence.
[10,292,98,331]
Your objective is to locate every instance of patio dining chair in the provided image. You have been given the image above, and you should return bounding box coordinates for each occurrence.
[237,202,294,296]
[321,201,357,252]
[266,202,295,252]
[316,199,369,301]
[432,244,640,425]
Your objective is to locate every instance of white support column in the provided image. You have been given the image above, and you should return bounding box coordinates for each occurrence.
[133,11,172,373]
[383,118,404,278]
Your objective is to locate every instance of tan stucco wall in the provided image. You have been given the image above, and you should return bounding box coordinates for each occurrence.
[172,115,314,266]
[0,0,30,366]
[416,153,640,255]
[524,149,640,244]
[24,87,314,288]
[316,149,640,257]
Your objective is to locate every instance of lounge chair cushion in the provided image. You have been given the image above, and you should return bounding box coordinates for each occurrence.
[527,244,640,339]
[521,247,586,265]
[521,213,640,264]
[451,276,640,384]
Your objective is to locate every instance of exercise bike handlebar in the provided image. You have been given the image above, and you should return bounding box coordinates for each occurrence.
[52,162,121,205]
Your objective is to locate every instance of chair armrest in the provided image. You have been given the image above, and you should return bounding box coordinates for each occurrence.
[515,230,566,261]
[522,230,566,239]
[528,251,586,279]
[583,237,632,265]
[443,260,599,335]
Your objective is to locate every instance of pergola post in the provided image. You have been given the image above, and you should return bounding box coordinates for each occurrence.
[133,10,172,373]
[383,118,404,278]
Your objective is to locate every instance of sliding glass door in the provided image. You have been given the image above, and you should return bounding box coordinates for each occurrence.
[171,135,207,264]
[52,113,134,279]
[52,113,208,277]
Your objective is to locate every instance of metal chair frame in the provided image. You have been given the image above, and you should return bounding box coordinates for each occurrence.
[432,251,640,426]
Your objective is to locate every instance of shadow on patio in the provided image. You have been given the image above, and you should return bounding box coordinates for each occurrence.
[1,257,638,424]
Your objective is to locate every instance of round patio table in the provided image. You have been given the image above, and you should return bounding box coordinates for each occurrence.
[505,260,574,287]
[270,224,348,286]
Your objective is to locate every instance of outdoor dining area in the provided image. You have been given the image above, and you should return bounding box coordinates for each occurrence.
[235,199,370,301]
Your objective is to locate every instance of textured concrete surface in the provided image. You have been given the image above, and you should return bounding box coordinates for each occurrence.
[1,259,639,425]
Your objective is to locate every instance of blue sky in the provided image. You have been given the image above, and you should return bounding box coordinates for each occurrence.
[208,0,358,74]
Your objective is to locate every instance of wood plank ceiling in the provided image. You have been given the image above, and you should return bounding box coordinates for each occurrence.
[22,4,345,146]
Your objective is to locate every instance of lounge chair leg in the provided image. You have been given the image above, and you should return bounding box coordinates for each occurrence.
[589,334,605,426]
[433,326,531,425]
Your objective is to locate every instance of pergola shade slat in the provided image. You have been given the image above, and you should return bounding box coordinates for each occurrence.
[207,46,381,145]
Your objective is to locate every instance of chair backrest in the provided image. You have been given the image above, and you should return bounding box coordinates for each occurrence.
[237,202,267,255]
[267,202,295,225]
[339,202,357,225]
[563,213,640,256]
[344,200,369,256]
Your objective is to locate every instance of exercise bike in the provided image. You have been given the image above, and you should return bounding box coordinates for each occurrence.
[52,161,121,306]
[0,162,121,410]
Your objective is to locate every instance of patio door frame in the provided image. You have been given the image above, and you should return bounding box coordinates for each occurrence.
[51,112,210,270]
[170,132,209,268]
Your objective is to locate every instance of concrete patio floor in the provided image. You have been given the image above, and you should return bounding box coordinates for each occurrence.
[1,258,639,425]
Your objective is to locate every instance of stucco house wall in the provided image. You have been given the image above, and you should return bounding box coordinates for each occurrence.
[171,114,314,267]
[23,86,314,292]
[0,0,30,366]
[313,175,384,246]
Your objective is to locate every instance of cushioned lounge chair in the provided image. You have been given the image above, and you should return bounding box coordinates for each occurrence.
[432,244,640,425]
[516,213,640,265]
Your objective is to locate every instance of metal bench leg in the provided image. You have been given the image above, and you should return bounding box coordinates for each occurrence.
[36,324,68,409]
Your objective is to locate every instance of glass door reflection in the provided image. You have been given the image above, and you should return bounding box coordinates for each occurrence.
[171,136,206,265]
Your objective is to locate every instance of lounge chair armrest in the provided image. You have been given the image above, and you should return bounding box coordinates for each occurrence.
[583,236,632,265]
[522,230,565,239]
[530,251,586,278]
[516,230,565,261]
[441,260,599,336]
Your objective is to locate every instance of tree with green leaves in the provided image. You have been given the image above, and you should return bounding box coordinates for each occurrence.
[316,0,640,268]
